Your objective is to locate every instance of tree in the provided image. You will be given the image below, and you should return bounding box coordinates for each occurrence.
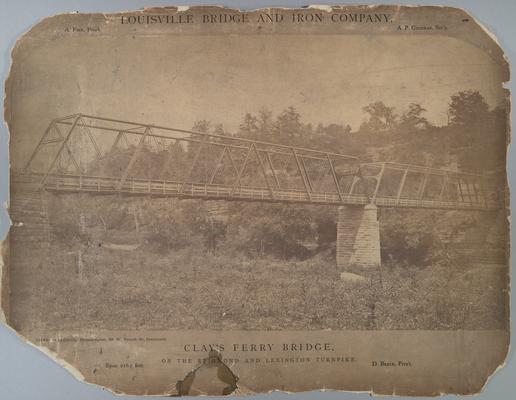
[192,119,211,133]
[448,90,489,127]
[454,105,507,172]
[314,123,352,151]
[399,103,430,132]
[239,113,258,137]
[275,106,304,144]
[212,123,226,136]
[446,90,501,172]
[359,101,397,133]
[257,108,273,132]
[225,203,316,259]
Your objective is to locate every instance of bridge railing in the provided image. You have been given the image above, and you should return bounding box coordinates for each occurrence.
[350,161,502,209]
[11,170,501,211]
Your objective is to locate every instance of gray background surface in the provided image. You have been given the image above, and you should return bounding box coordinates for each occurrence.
[0,1,514,399]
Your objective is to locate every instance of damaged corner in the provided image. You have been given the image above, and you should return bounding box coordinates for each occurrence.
[175,350,239,396]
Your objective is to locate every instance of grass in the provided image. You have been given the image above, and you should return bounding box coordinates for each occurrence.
[8,240,507,332]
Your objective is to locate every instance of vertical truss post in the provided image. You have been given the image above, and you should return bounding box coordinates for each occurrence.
[417,173,429,200]
[209,146,228,184]
[180,137,206,195]
[457,178,465,202]
[460,178,473,204]
[471,178,481,205]
[314,163,330,192]
[327,154,343,202]
[396,168,408,205]
[349,175,360,195]
[371,163,386,203]
[292,149,312,201]
[118,127,150,190]
[229,145,253,196]
[480,175,490,208]
[438,174,448,200]
[225,148,240,179]
[200,143,212,183]
[265,152,280,189]
[41,116,82,185]
[300,156,314,192]
[83,125,102,158]
[468,180,476,205]
[280,154,293,175]
[253,144,274,199]
[160,140,179,180]
[53,123,81,173]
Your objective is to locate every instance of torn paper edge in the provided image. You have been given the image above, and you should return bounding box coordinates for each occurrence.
[0,4,511,397]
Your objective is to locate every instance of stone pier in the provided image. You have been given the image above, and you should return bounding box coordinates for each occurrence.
[336,204,381,270]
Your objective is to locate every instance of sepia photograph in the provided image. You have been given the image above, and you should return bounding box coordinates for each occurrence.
[7,24,508,333]
[1,4,511,396]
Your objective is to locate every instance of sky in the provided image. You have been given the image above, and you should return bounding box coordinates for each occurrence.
[6,29,507,167]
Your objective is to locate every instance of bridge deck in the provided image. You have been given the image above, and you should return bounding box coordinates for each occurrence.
[15,173,500,211]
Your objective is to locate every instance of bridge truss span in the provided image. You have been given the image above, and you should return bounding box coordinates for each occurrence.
[18,114,503,211]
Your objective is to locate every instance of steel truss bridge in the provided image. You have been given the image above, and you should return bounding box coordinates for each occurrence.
[16,114,503,211]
